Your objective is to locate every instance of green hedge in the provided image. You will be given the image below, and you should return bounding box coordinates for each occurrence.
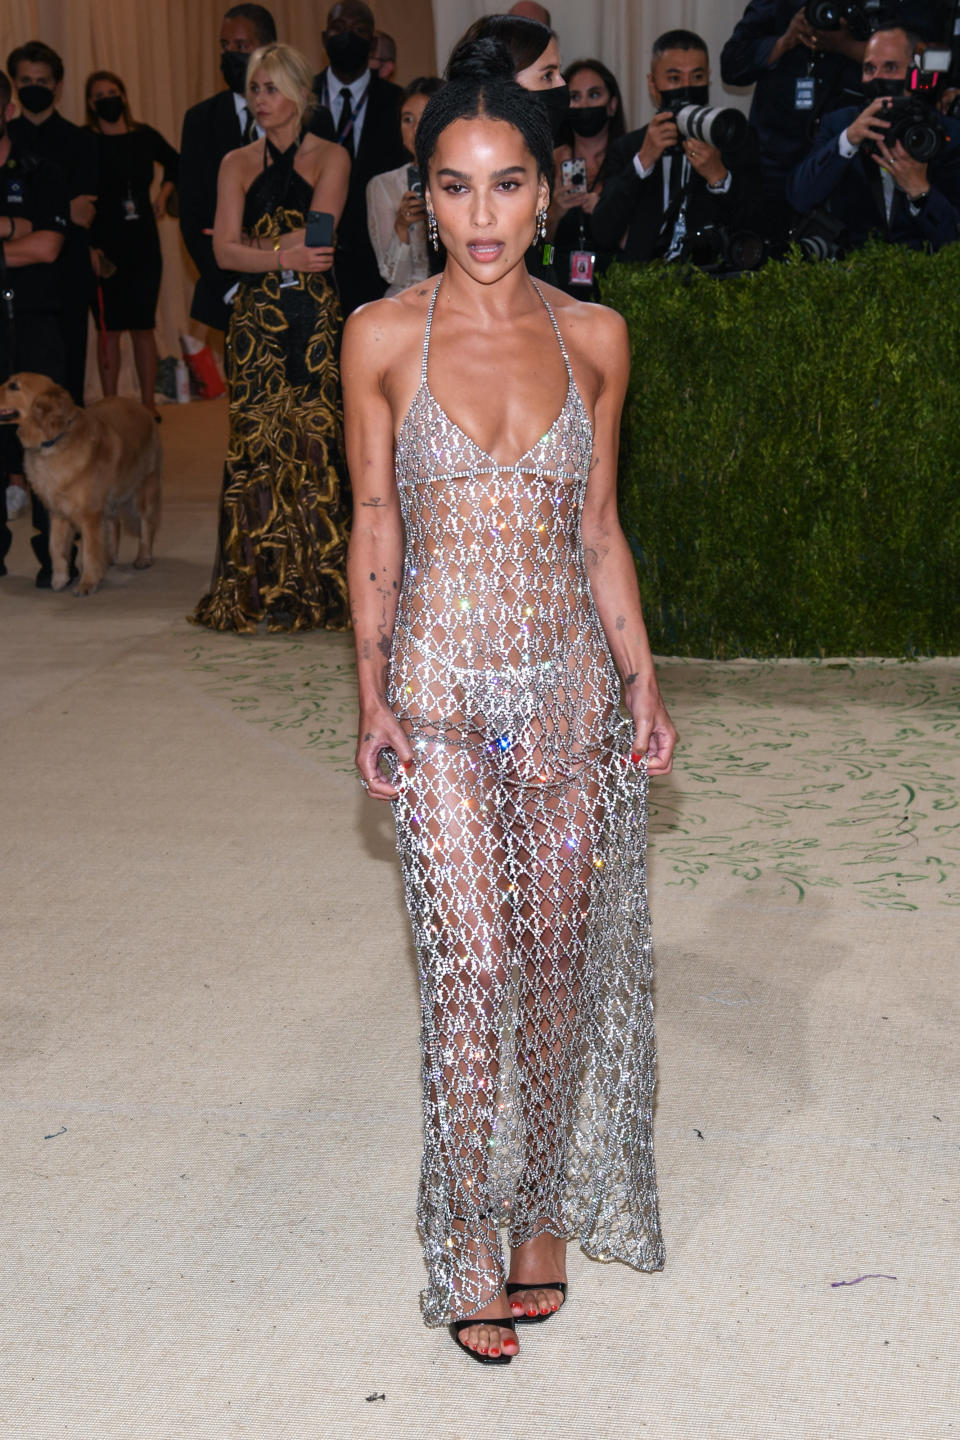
[603,243,960,658]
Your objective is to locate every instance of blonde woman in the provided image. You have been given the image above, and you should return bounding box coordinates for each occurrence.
[191,43,351,633]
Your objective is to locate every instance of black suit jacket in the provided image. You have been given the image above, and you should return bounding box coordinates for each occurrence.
[592,124,764,263]
[179,90,247,331]
[311,69,405,315]
[786,107,960,251]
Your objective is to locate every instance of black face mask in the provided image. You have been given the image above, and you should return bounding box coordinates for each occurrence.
[325,30,372,77]
[18,83,55,115]
[220,50,250,96]
[658,84,710,114]
[93,95,125,123]
[569,104,609,139]
[535,83,570,141]
[863,76,906,101]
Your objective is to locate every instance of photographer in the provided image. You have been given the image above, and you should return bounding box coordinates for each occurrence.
[721,3,868,239]
[786,23,960,249]
[592,30,762,265]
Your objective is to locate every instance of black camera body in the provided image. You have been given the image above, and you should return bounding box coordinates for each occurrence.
[804,0,874,41]
[683,225,768,274]
[862,95,946,162]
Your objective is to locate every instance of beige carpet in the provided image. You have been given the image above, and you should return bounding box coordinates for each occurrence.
[2,399,957,1440]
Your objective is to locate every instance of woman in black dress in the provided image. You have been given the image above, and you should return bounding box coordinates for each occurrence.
[85,71,178,415]
[189,43,350,633]
[550,60,626,301]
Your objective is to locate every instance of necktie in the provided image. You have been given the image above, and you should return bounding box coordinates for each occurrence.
[336,87,355,157]
[242,106,257,144]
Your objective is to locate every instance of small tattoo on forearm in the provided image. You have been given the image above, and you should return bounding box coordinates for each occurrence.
[363,732,374,741]
[615,615,626,631]
[584,547,599,568]
[625,672,638,684]
[361,496,384,507]
[377,634,391,659]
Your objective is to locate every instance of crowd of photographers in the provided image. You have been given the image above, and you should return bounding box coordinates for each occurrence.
[607,0,960,274]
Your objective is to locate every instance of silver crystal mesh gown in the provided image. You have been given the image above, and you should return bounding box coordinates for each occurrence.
[389,278,664,1326]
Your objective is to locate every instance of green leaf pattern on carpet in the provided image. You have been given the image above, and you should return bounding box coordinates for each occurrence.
[185,637,960,912]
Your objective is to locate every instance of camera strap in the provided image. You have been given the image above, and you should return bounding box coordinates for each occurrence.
[657,157,695,259]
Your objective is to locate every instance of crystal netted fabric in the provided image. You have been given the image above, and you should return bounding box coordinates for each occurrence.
[389,278,664,1326]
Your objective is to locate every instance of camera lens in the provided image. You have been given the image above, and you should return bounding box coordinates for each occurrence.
[675,104,749,152]
[900,120,940,161]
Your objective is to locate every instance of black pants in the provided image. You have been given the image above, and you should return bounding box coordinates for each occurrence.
[0,310,66,577]
[60,300,89,406]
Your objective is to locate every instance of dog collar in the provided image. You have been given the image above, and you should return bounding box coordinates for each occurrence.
[39,415,77,449]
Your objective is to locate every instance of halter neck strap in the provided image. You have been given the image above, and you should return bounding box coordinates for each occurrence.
[420,276,573,386]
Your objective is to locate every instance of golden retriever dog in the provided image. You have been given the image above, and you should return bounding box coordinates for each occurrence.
[0,373,161,596]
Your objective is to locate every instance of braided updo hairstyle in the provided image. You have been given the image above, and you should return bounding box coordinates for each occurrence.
[414,38,555,193]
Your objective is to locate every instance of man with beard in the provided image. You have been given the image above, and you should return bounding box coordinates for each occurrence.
[312,1,405,315]
[787,22,960,249]
[179,4,278,333]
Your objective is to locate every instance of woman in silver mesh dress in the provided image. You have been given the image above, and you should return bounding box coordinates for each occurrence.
[342,66,676,1367]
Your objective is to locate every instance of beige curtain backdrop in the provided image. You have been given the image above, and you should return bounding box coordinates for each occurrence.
[0,0,436,390]
[431,1,756,132]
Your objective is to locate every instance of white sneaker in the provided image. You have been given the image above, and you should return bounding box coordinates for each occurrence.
[5,485,29,520]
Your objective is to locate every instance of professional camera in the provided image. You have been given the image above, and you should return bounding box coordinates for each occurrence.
[683,225,768,274]
[803,1,874,40]
[659,94,749,151]
[862,94,946,160]
[788,208,848,261]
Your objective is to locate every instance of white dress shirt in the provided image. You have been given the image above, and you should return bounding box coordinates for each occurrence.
[320,69,372,151]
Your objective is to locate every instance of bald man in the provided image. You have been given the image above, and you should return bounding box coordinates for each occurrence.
[508,2,552,25]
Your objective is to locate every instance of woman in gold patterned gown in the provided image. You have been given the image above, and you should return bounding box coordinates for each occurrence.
[190,43,351,633]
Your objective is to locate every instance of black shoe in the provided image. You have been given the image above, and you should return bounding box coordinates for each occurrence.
[506,1280,567,1325]
[449,1315,518,1366]
[35,569,52,590]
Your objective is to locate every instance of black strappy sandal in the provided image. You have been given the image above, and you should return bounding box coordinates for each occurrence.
[449,1314,519,1366]
[506,1280,568,1325]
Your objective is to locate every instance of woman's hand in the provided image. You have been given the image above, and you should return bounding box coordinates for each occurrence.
[282,242,335,273]
[624,677,677,776]
[277,226,305,250]
[394,188,426,244]
[551,184,588,216]
[356,703,415,801]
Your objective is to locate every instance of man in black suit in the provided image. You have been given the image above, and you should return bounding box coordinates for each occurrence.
[720,3,946,242]
[592,30,763,264]
[312,1,405,315]
[787,23,960,250]
[7,40,97,405]
[179,4,277,333]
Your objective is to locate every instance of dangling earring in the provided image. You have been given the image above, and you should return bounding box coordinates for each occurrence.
[536,206,548,244]
[427,209,439,252]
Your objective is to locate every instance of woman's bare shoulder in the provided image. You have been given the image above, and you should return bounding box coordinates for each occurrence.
[302,133,350,171]
[344,282,437,366]
[547,286,628,353]
[219,143,259,180]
